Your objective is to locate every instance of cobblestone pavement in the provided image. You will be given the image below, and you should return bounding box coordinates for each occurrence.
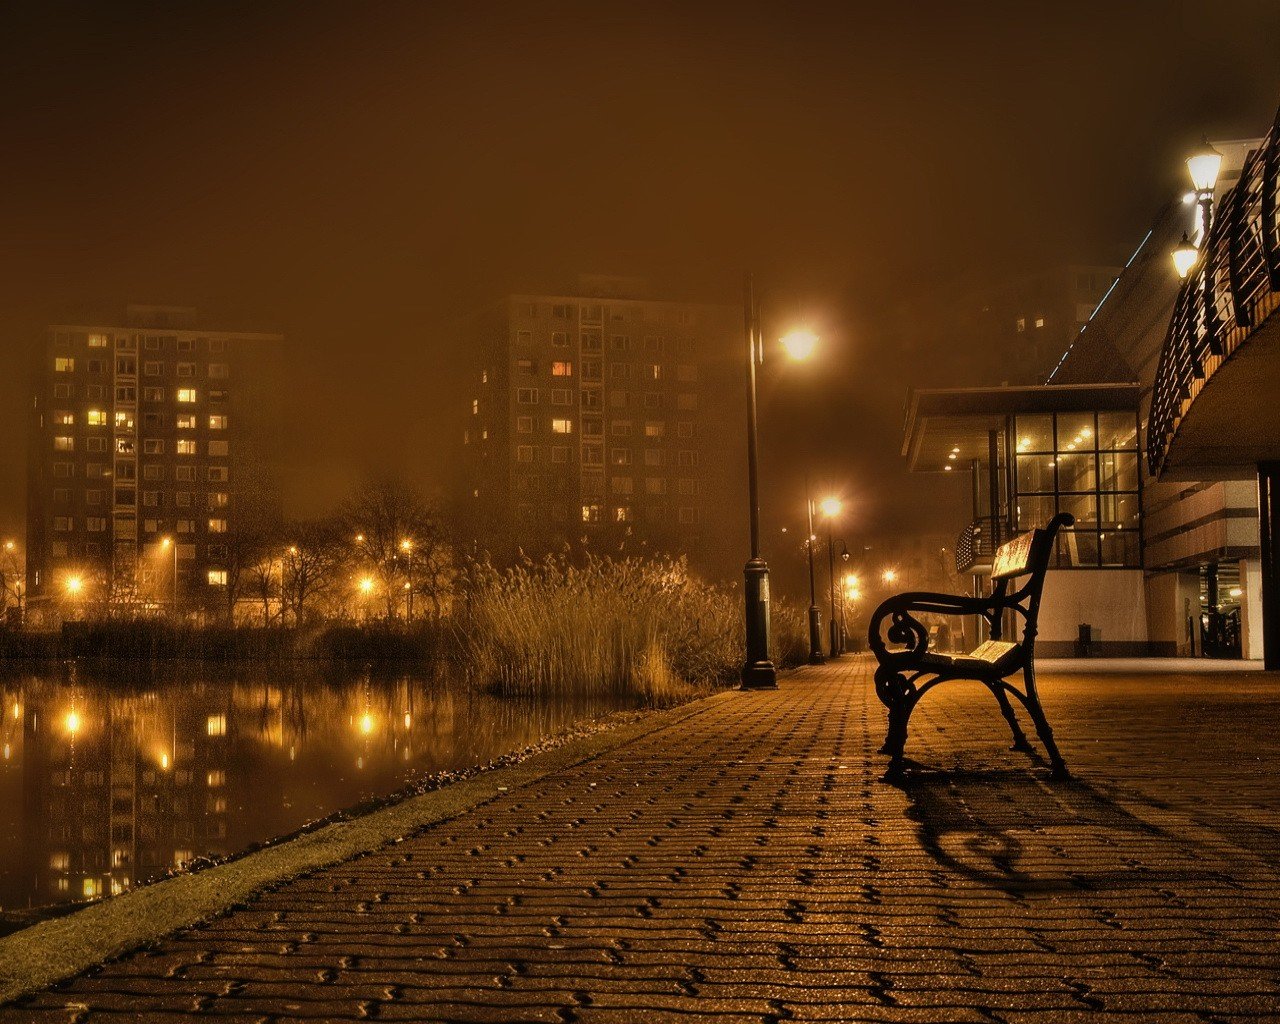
[6,657,1280,1023]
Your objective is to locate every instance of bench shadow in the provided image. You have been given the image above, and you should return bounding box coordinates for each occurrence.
[893,763,1222,895]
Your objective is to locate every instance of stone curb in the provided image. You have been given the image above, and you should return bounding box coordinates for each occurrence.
[0,687,741,1004]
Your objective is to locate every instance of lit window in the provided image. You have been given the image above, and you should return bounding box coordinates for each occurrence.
[471,398,479,415]
[1034,317,1045,329]
[87,333,108,348]
[206,714,226,737]
[176,388,197,403]
[644,421,664,438]
[207,518,228,533]
[646,364,662,380]
[54,358,74,372]
[176,414,196,429]
[207,570,228,586]
[1016,318,1026,333]
[614,506,633,523]
[581,504,601,523]
[54,436,74,451]
[551,418,573,434]
[86,409,106,426]
[53,410,74,426]
[114,411,134,430]
[207,770,226,787]
[552,361,573,377]
[176,439,197,455]
[208,415,227,429]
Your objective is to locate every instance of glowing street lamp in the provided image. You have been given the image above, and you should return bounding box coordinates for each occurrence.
[739,280,823,689]
[882,568,898,585]
[359,576,375,595]
[64,575,83,597]
[160,536,179,616]
[1172,233,1199,279]
[1186,138,1223,195]
[399,540,415,622]
[780,329,819,362]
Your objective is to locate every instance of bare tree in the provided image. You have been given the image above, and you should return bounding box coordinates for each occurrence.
[280,519,345,627]
[341,479,452,621]
[0,542,24,624]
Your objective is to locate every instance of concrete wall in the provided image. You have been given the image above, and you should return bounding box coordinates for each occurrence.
[1144,569,1200,656]
[1240,558,1264,661]
[1037,569,1149,656]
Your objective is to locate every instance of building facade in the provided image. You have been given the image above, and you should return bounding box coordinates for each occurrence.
[26,306,283,622]
[458,280,746,579]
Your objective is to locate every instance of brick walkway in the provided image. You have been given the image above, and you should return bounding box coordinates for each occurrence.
[6,657,1280,1023]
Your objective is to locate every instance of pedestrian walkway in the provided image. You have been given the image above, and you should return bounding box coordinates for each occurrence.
[5,657,1279,1023]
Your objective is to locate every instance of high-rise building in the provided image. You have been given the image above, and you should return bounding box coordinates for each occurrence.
[457,279,746,578]
[26,306,283,622]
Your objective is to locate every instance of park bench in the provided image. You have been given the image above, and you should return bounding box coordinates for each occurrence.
[867,512,1073,780]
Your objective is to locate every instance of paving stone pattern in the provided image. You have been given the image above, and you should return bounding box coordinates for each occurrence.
[6,658,1280,1023]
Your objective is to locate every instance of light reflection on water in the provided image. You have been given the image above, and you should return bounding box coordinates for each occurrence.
[0,663,645,926]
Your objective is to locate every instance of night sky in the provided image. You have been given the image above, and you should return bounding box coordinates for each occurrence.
[2,1,1278,557]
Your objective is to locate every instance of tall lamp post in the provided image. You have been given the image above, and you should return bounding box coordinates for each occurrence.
[1171,139,1223,336]
[739,274,818,689]
[400,539,414,622]
[803,480,825,665]
[160,537,178,618]
[818,497,843,659]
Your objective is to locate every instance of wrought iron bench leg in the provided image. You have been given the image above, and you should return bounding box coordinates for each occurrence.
[1023,665,1068,777]
[881,699,911,780]
[993,685,1032,752]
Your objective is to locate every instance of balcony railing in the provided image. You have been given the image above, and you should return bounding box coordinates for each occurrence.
[1148,106,1280,477]
[955,516,1003,574]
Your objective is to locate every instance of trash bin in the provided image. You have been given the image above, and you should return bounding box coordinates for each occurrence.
[1075,623,1092,658]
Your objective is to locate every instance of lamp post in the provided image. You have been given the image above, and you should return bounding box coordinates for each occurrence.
[818,497,843,659]
[739,275,819,690]
[804,481,825,665]
[1171,139,1223,343]
[400,539,414,622]
[160,537,178,618]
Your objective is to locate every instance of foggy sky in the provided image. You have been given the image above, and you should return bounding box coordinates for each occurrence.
[2,1,1279,553]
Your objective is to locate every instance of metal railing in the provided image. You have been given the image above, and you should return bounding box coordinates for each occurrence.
[955,516,1002,574]
[1148,105,1280,477]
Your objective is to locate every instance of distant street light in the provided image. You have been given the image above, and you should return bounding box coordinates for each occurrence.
[819,498,843,659]
[739,275,820,690]
[400,539,414,622]
[161,536,179,616]
[803,481,825,666]
[64,575,83,596]
[779,329,819,362]
[882,568,898,585]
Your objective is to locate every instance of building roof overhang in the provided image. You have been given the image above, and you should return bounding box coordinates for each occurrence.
[902,383,1142,473]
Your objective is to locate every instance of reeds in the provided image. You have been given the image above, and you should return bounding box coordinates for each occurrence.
[455,555,806,700]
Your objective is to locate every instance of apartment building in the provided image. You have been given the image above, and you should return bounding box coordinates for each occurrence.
[458,280,746,578]
[26,306,283,621]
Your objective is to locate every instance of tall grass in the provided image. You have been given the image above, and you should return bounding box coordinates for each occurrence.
[456,555,806,700]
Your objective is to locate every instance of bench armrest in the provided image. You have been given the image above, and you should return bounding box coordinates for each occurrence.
[868,590,1000,664]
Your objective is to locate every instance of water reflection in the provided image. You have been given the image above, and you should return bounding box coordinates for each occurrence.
[0,664,643,925]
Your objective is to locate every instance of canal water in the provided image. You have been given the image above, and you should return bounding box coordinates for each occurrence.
[0,663,648,930]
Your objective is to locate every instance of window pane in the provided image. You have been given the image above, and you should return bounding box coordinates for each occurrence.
[1097,411,1138,450]
[1014,415,1053,453]
[1060,493,1098,529]
[1097,451,1138,492]
[1056,529,1099,568]
[1056,412,1096,452]
[1056,453,1096,492]
[1014,494,1056,530]
[1098,492,1139,530]
[1016,454,1056,493]
[1099,530,1140,567]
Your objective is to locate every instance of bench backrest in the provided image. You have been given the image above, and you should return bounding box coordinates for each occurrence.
[991,512,1073,581]
[987,512,1074,648]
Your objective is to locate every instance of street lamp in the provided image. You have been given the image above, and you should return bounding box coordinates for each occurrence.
[803,482,825,666]
[739,275,818,690]
[882,568,898,585]
[779,329,819,362]
[1172,232,1199,279]
[160,537,178,617]
[819,497,843,659]
[400,539,414,622]
[1174,138,1223,343]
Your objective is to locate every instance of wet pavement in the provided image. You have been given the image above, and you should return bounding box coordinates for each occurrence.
[4,656,1278,1022]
